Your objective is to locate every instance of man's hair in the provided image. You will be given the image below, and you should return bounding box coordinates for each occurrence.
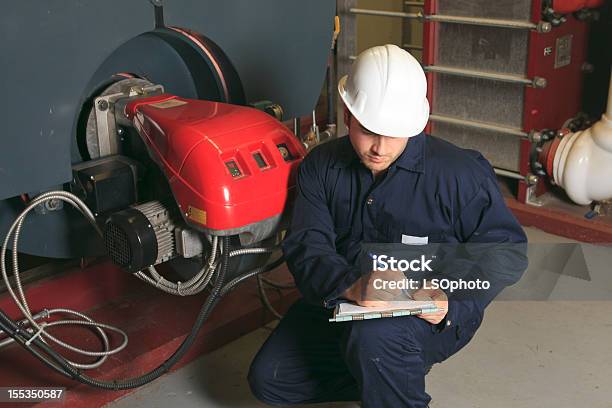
[344,106,353,128]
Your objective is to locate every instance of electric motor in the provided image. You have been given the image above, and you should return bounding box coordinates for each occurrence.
[104,201,177,273]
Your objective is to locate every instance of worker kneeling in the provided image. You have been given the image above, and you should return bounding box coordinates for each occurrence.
[248,45,527,407]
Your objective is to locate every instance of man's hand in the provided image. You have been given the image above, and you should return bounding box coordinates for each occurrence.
[343,269,407,307]
[412,287,448,325]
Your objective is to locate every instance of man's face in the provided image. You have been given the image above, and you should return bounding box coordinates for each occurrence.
[346,108,408,175]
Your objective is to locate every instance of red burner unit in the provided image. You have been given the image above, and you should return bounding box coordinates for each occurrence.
[125,95,306,237]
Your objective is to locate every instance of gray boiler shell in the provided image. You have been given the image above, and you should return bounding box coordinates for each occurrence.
[0,0,335,257]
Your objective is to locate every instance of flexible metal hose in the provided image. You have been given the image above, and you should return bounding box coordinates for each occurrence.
[7,236,232,389]
[0,309,112,369]
[0,309,72,377]
[2,232,284,389]
[137,245,276,296]
[1,191,284,388]
[229,247,274,257]
[136,255,218,297]
[1,191,127,368]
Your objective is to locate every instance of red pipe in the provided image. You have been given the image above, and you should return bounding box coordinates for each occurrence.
[553,0,604,14]
[539,129,571,178]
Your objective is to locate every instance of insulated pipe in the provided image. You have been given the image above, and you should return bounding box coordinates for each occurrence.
[545,69,612,205]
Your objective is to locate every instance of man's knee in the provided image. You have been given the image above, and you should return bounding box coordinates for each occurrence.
[247,354,285,406]
[342,317,427,356]
[345,317,426,349]
[248,349,317,406]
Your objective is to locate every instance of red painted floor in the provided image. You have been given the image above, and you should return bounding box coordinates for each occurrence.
[0,260,298,407]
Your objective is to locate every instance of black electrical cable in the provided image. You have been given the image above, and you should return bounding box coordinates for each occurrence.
[256,275,283,320]
[261,276,295,290]
[0,310,72,378]
[0,237,288,390]
[219,255,285,297]
[0,236,231,390]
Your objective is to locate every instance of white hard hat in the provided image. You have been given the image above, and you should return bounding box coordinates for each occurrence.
[338,44,429,138]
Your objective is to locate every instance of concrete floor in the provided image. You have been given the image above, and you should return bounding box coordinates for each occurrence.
[107,227,612,408]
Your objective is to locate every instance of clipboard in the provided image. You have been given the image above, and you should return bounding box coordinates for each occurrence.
[329,301,440,322]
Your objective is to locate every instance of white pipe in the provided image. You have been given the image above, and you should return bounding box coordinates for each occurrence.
[494,168,524,181]
[553,69,612,205]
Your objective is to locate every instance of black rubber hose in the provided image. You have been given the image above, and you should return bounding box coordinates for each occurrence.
[219,255,285,297]
[0,236,232,390]
[261,276,295,290]
[1,237,287,390]
[256,274,283,319]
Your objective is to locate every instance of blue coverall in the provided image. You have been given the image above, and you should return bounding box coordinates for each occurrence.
[249,132,528,407]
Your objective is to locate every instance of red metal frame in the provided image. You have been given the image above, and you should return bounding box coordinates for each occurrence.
[519,3,590,201]
[422,0,612,242]
[423,0,437,135]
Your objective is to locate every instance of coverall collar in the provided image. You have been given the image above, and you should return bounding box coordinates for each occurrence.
[332,132,426,174]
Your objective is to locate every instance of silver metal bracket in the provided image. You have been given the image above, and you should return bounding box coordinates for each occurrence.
[93,83,164,158]
[525,175,545,207]
[34,197,64,215]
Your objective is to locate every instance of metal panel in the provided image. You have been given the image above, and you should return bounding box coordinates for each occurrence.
[432,122,523,172]
[0,0,335,201]
[0,0,334,258]
[522,17,589,132]
[0,198,106,258]
[437,24,529,75]
[432,74,525,128]
[436,0,532,21]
